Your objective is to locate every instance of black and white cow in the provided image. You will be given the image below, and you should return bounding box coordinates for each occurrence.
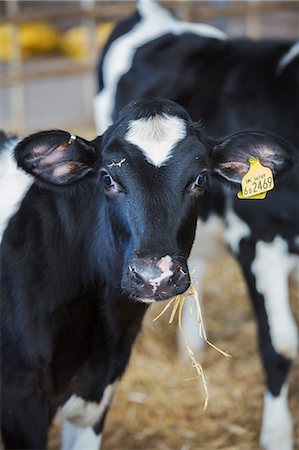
[1,98,297,449]
[94,2,299,449]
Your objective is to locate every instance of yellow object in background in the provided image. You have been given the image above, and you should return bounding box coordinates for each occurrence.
[61,22,115,60]
[0,21,114,62]
[20,22,60,57]
[0,24,14,61]
[0,22,60,61]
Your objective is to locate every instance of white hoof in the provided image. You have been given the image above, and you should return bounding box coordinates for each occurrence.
[260,386,293,450]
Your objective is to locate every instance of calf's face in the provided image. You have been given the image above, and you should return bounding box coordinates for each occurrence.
[14,99,298,303]
[99,116,204,301]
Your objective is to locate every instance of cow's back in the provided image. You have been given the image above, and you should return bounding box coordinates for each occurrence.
[97,8,299,245]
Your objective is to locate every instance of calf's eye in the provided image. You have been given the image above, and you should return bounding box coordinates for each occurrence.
[103,174,113,187]
[187,172,208,194]
[100,170,124,195]
[195,173,207,189]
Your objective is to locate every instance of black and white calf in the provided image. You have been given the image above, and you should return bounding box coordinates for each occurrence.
[1,98,297,449]
[95,2,299,449]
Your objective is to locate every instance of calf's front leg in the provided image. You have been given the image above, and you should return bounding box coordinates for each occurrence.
[1,393,48,449]
[60,381,117,450]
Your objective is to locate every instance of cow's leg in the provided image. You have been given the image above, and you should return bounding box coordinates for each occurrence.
[238,236,298,450]
[178,214,226,357]
[178,258,206,357]
[61,382,117,450]
[1,395,48,449]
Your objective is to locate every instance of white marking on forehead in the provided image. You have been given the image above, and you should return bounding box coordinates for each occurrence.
[277,41,299,74]
[125,114,186,167]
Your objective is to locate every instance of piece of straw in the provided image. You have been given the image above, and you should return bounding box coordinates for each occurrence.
[153,284,231,409]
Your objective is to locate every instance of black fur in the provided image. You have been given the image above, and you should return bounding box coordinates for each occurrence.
[1,97,296,448]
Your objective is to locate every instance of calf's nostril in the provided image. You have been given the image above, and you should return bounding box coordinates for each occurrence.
[126,257,189,297]
[129,268,146,289]
[135,275,145,289]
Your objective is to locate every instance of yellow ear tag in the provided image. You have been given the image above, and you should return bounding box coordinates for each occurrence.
[237,156,274,200]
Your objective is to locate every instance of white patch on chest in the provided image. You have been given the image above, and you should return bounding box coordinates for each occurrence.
[224,207,251,254]
[125,114,186,167]
[277,41,299,74]
[260,385,293,450]
[93,1,226,134]
[252,236,298,359]
[59,382,116,428]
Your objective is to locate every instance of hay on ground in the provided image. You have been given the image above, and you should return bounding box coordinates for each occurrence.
[48,254,299,450]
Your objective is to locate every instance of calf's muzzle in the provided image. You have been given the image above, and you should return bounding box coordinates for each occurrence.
[123,255,190,301]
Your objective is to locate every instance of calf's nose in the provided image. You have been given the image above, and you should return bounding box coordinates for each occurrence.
[126,255,190,300]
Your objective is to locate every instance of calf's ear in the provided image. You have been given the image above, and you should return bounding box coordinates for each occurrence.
[15,130,100,186]
[210,131,298,185]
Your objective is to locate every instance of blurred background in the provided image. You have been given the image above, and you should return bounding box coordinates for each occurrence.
[1,0,299,136]
[1,1,298,449]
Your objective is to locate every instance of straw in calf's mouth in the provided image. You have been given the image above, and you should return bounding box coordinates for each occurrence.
[153,284,231,410]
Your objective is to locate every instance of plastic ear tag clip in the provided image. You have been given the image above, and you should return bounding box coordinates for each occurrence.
[68,134,76,145]
[237,156,274,200]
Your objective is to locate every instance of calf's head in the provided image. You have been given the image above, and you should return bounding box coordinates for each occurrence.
[15,99,298,303]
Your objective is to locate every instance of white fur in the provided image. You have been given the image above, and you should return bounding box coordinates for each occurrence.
[61,422,102,450]
[0,139,32,238]
[252,236,299,359]
[178,215,227,357]
[138,298,156,304]
[260,385,293,450]
[225,206,251,254]
[94,0,227,134]
[125,114,186,167]
[149,255,173,293]
[60,383,116,428]
[192,214,227,261]
[178,259,206,358]
[277,41,299,74]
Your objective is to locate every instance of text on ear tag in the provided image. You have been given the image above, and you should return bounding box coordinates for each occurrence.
[237,191,267,200]
[239,156,274,199]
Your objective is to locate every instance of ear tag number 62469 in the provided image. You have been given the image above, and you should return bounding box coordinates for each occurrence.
[237,156,274,200]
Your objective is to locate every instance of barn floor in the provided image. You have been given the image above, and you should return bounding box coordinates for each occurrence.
[48,254,299,450]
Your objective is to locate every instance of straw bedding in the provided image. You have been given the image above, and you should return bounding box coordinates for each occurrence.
[48,254,298,450]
